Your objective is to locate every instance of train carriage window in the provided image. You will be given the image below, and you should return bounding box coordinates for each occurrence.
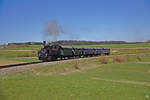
[52,45,58,49]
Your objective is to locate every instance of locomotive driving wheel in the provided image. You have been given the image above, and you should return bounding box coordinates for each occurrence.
[51,56,57,61]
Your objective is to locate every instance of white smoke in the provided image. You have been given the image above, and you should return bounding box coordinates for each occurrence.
[44,19,63,42]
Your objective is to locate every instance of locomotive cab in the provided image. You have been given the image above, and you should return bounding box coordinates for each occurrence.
[51,45,61,55]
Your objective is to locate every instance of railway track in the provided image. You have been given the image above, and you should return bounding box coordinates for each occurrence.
[1,53,150,69]
[0,61,43,69]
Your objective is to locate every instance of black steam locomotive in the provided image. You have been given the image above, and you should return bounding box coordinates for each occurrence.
[38,41,110,61]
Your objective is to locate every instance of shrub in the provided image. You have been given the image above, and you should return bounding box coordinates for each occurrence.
[73,61,80,69]
[30,50,37,57]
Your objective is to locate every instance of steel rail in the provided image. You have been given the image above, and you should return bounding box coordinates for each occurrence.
[0,61,43,69]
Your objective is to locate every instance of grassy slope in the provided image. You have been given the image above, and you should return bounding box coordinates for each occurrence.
[0,54,150,100]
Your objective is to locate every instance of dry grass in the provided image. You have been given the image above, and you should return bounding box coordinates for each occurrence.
[136,56,142,61]
[0,59,24,66]
[32,59,100,76]
[99,55,125,64]
[99,56,109,64]
[113,56,125,63]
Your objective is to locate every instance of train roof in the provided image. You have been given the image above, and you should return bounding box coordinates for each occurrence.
[61,46,72,49]
[50,44,110,50]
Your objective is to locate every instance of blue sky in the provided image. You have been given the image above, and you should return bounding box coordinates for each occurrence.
[0,0,150,44]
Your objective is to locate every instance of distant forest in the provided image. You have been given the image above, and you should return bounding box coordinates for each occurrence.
[7,40,150,46]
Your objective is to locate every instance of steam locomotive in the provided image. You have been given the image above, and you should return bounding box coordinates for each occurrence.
[38,41,110,61]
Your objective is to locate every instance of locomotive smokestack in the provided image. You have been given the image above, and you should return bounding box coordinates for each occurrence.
[43,41,46,46]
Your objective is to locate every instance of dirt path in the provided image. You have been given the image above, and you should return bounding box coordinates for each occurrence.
[138,62,150,64]
[92,77,150,87]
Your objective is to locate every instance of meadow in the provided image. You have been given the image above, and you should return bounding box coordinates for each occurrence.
[0,43,150,65]
[71,43,150,48]
[0,45,41,65]
[0,54,150,100]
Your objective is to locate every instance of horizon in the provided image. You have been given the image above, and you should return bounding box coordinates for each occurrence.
[4,40,149,45]
[0,0,150,44]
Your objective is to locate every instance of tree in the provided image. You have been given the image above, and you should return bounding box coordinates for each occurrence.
[146,40,150,43]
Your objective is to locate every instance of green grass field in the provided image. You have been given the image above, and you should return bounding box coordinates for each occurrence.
[71,43,150,48]
[0,43,150,50]
[0,45,42,50]
[0,54,150,100]
[0,50,39,65]
[0,43,150,99]
[0,45,41,65]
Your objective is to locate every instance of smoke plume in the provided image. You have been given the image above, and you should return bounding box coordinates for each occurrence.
[44,19,63,42]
